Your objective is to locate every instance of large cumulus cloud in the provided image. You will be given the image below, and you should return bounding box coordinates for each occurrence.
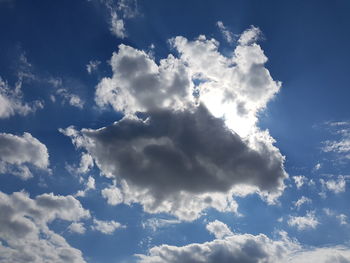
[0,191,90,263]
[63,26,287,220]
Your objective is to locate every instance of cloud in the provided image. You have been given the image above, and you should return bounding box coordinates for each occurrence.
[91,218,125,234]
[314,162,322,171]
[0,132,49,179]
[320,176,346,194]
[293,196,312,210]
[292,175,306,189]
[86,60,101,74]
[75,176,96,197]
[206,220,233,239]
[323,208,348,226]
[137,231,297,263]
[102,0,138,39]
[63,27,287,221]
[68,222,86,234]
[67,152,94,175]
[322,121,350,160]
[0,77,43,119]
[0,191,89,263]
[101,184,124,205]
[288,211,319,230]
[216,21,234,44]
[56,88,85,109]
[138,221,350,263]
[142,218,181,232]
[110,12,126,38]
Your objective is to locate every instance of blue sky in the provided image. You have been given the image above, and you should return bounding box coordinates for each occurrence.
[1,1,350,262]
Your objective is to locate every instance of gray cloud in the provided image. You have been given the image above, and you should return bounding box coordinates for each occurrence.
[80,105,285,196]
[63,27,287,220]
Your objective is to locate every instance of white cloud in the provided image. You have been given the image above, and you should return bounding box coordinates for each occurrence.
[216,21,234,44]
[0,77,43,119]
[0,191,89,263]
[142,218,181,232]
[91,218,125,234]
[322,121,350,160]
[56,88,84,109]
[64,27,287,221]
[314,162,322,171]
[288,211,319,230]
[0,132,49,179]
[101,184,124,205]
[138,223,350,263]
[238,26,262,45]
[206,220,233,239]
[320,176,346,194]
[86,60,101,74]
[110,12,126,38]
[293,175,306,189]
[103,0,138,39]
[293,196,312,210]
[75,176,96,197]
[68,222,86,234]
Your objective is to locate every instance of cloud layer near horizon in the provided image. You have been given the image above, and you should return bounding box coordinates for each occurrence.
[137,221,350,263]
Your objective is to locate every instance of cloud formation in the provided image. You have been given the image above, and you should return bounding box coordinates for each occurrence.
[137,221,350,263]
[288,211,319,230]
[322,121,350,160]
[206,220,233,239]
[63,27,287,221]
[320,176,346,194]
[0,132,49,179]
[91,218,125,235]
[0,191,89,263]
[0,77,43,119]
[216,21,234,44]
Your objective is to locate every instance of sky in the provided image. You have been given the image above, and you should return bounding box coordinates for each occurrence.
[1,0,350,262]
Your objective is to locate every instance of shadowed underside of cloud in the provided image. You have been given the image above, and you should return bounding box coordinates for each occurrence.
[62,26,288,221]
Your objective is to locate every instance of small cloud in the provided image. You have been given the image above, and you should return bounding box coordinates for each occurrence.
[91,218,125,235]
[313,163,322,171]
[293,196,312,210]
[320,175,346,194]
[142,218,181,232]
[216,21,234,44]
[293,175,307,189]
[68,222,86,234]
[86,60,101,74]
[110,12,126,38]
[288,211,319,230]
[56,88,85,109]
[206,220,233,239]
[101,184,124,206]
